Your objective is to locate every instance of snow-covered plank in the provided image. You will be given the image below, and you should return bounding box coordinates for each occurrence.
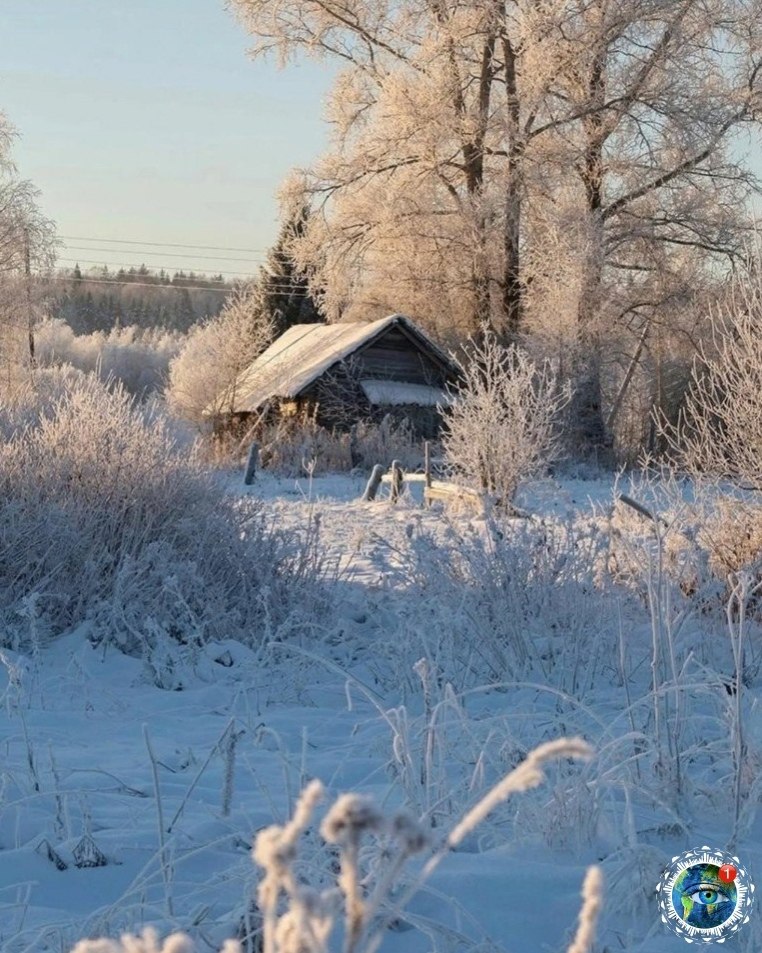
[359,379,452,407]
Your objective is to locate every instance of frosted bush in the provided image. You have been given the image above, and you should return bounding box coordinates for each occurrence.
[166,284,273,425]
[698,498,762,580]
[657,250,762,488]
[36,317,185,396]
[257,414,425,477]
[0,373,323,656]
[0,363,89,437]
[608,472,762,602]
[442,330,570,506]
[399,513,612,690]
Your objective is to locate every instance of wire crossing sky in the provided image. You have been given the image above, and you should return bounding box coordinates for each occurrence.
[1,1,759,280]
[0,0,333,276]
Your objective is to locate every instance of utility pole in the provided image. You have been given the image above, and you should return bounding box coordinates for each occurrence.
[23,226,36,369]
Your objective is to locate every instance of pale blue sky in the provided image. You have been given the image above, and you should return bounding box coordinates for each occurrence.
[0,0,334,277]
[1,2,760,279]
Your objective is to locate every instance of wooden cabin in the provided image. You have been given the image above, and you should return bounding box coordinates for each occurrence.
[219,314,459,438]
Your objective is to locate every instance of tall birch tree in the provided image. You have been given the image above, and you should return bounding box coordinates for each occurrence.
[0,113,56,391]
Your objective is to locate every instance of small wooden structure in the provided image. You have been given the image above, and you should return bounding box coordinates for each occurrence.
[362,442,489,514]
[214,314,460,439]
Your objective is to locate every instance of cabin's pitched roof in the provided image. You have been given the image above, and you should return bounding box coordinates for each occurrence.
[222,314,455,414]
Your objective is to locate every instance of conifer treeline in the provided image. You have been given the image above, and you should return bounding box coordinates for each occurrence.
[49,269,234,334]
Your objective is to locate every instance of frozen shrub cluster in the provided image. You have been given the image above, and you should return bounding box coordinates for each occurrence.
[399,513,613,690]
[36,317,185,396]
[257,414,425,477]
[165,284,273,425]
[0,373,323,657]
[442,330,570,506]
[698,497,762,580]
[608,472,762,605]
[656,253,762,489]
[71,739,597,953]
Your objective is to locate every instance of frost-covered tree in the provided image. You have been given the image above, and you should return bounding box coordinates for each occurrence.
[166,283,273,425]
[658,244,762,488]
[0,112,56,391]
[228,0,762,449]
[0,115,55,276]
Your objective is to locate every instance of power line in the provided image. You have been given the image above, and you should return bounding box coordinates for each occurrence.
[46,276,232,292]
[57,258,260,278]
[59,235,270,254]
[62,245,267,265]
[46,274,314,295]
[54,263,314,290]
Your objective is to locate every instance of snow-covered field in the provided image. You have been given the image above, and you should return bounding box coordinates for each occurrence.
[1,472,760,952]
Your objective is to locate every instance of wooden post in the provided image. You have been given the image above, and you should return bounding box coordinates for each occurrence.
[362,464,385,501]
[349,423,360,468]
[390,459,403,503]
[24,227,36,369]
[244,441,259,486]
[423,442,432,508]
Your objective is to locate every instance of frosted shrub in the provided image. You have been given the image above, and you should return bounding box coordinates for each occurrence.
[36,318,185,396]
[658,251,762,488]
[166,284,273,425]
[72,739,599,953]
[443,330,570,506]
[401,514,612,690]
[699,499,762,580]
[0,374,322,656]
[608,471,762,601]
[0,363,89,437]
[257,414,424,477]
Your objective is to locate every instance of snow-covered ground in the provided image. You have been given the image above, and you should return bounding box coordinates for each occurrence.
[1,472,760,952]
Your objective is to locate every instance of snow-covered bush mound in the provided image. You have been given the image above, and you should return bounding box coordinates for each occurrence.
[0,373,324,662]
[36,318,185,397]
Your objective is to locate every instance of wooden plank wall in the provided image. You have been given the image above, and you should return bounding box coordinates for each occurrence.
[357,327,447,385]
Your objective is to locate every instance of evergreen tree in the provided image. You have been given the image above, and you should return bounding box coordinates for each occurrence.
[259,205,323,338]
[174,287,196,332]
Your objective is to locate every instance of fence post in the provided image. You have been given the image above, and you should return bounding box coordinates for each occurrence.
[362,464,385,502]
[425,442,435,508]
[390,459,403,503]
[244,441,259,486]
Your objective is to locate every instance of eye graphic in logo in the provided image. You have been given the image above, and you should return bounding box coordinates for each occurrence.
[657,848,755,943]
[671,863,736,928]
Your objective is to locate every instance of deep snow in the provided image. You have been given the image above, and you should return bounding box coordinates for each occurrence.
[1,472,759,953]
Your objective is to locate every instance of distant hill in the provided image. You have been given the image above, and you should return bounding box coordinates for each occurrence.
[49,266,234,333]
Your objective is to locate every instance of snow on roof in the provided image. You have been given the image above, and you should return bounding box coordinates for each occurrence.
[360,379,453,407]
[222,314,453,413]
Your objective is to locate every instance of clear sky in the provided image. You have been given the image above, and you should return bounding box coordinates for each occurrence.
[0,0,334,278]
[1,2,760,280]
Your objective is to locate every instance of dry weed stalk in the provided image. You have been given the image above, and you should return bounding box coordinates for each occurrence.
[69,738,600,953]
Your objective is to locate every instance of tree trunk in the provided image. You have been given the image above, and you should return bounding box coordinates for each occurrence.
[574,40,611,455]
[501,29,524,342]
